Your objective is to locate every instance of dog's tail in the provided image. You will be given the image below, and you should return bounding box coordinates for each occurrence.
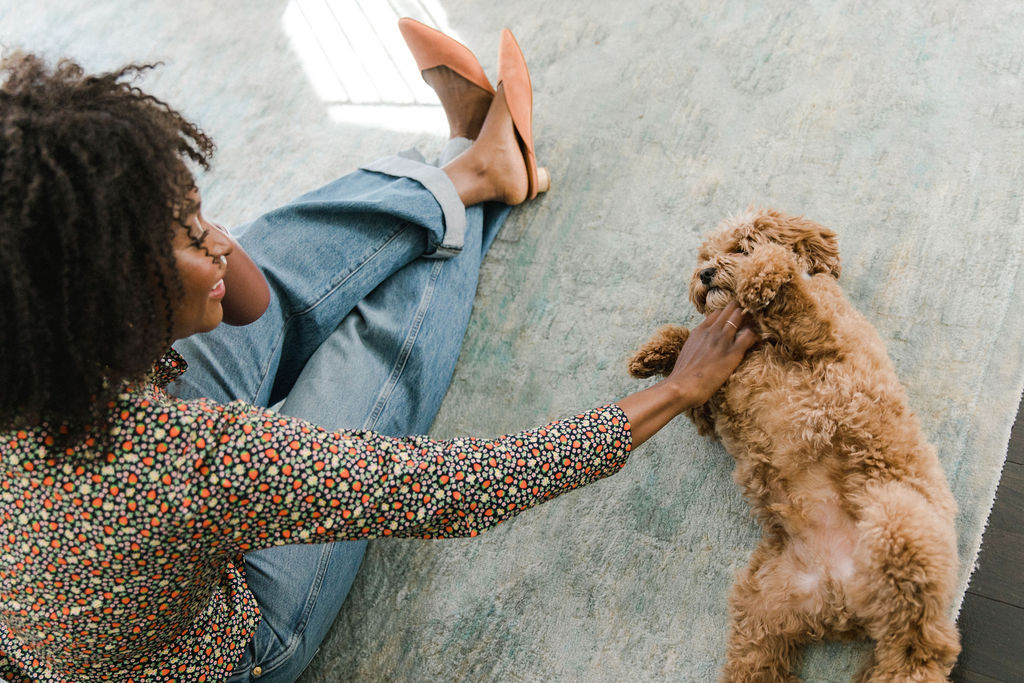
[851,481,961,682]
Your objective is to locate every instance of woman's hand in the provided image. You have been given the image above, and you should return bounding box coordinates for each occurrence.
[665,301,759,407]
[616,301,758,448]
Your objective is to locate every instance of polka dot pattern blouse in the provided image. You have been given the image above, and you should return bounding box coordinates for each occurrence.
[0,350,632,681]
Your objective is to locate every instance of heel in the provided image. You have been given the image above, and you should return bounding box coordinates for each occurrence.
[498,29,549,199]
[536,167,551,194]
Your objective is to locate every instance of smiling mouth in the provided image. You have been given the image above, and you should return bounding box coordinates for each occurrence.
[209,279,226,299]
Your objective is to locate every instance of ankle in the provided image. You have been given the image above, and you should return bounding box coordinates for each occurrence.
[423,66,492,140]
[443,151,492,207]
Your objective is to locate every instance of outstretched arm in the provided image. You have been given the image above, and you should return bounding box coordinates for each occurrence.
[617,301,757,447]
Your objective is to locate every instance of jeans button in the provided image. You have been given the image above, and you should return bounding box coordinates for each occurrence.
[252,666,263,677]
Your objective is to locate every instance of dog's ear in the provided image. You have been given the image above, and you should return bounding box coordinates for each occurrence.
[734,242,797,311]
[796,222,841,279]
[753,212,841,279]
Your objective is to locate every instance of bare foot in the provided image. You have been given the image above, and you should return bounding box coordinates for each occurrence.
[422,66,493,140]
[442,84,530,206]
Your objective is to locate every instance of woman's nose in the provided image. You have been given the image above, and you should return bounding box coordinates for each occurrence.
[208,223,234,260]
[699,267,716,286]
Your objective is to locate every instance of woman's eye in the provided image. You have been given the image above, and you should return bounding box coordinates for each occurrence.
[189,217,209,247]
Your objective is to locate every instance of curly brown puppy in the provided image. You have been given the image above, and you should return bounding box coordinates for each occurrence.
[629,209,960,682]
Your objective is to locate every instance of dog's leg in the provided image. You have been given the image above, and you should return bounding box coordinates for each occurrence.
[628,325,721,436]
[850,482,961,682]
[855,590,960,683]
[733,243,837,359]
[627,324,689,377]
[722,542,811,683]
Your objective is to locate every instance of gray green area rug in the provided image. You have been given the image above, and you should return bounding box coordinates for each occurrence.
[3,0,1022,680]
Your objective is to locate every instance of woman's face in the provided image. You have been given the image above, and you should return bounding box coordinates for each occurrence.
[170,193,233,340]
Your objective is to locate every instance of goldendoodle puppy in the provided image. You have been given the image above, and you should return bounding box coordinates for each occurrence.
[628,209,960,682]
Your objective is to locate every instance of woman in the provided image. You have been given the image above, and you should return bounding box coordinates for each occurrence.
[0,20,757,683]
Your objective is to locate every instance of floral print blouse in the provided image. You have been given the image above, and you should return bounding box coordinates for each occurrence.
[0,350,632,681]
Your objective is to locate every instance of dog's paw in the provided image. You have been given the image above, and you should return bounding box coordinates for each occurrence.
[734,242,799,311]
[628,325,690,377]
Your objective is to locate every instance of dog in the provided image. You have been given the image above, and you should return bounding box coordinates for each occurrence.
[627,209,960,682]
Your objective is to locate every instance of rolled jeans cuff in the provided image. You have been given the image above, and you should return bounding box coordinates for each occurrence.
[360,154,466,258]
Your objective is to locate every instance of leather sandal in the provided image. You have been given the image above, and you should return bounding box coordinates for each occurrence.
[497,29,550,198]
[398,18,495,95]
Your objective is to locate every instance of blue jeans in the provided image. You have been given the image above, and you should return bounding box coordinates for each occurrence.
[171,140,510,682]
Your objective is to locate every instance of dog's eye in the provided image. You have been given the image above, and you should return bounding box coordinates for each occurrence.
[732,244,748,255]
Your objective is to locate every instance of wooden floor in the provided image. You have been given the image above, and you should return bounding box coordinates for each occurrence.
[951,396,1024,682]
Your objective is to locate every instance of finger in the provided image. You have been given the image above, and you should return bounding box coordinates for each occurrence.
[739,314,759,334]
[723,303,744,335]
[719,300,740,319]
[703,305,726,325]
[733,328,759,350]
[704,301,737,328]
[694,306,724,332]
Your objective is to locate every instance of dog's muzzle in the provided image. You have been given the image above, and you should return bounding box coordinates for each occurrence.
[699,267,716,286]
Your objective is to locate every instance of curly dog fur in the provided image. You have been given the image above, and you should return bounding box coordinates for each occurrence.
[629,209,960,682]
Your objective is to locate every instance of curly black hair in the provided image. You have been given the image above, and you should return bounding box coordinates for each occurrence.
[0,52,215,439]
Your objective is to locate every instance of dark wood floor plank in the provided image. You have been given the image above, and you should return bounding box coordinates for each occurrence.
[984,461,1024,534]
[954,401,1024,681]
[955,593,1024,681]
[953,667,1010,683]
[965,527,1024,606]
[1008,399,1023,466]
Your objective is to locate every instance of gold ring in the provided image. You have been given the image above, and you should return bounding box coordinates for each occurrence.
[725,320,739,331]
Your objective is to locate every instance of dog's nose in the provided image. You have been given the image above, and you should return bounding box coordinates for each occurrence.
[699,267,716,286]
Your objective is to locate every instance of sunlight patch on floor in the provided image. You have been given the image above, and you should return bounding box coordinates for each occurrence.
[282,0,462,134]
